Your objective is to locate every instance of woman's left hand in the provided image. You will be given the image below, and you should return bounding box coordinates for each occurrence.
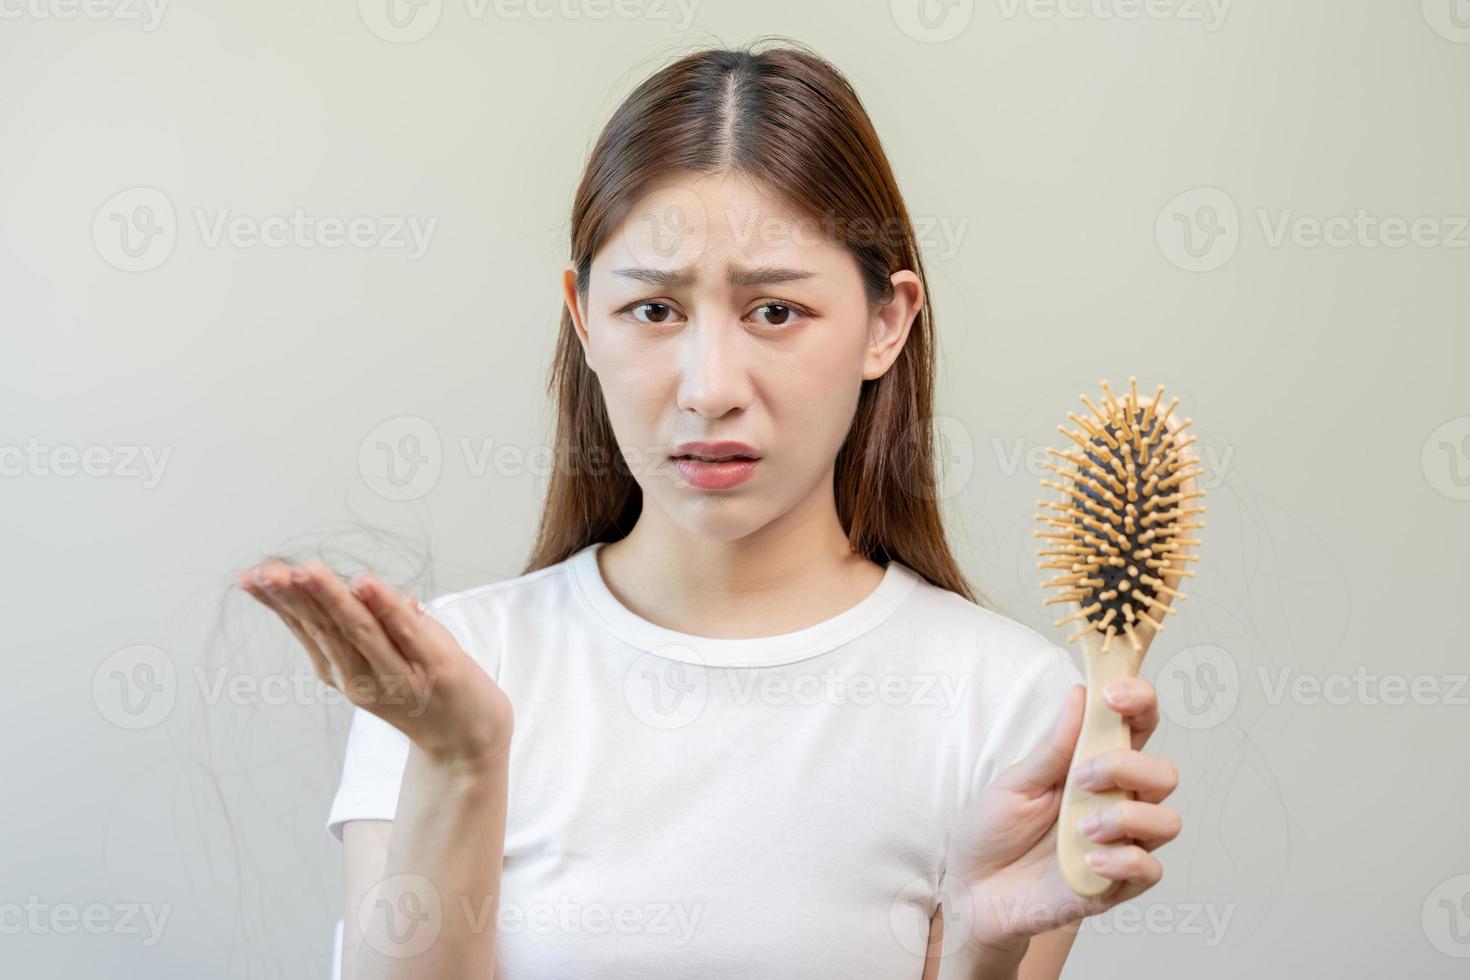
[942,677,1182,953]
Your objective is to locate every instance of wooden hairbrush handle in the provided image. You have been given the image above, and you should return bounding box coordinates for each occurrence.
[1056,629,1143,897]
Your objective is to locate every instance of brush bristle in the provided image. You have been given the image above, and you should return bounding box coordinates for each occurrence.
[1033,378,1206,654]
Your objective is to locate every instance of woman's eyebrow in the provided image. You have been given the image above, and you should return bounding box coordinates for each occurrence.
[730,265,816,286]
[610,265,817,288]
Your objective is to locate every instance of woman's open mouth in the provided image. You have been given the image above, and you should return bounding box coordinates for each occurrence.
[670,442,761,490]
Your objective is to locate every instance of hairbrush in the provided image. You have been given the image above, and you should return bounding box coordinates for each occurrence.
[1034,378,1205,898]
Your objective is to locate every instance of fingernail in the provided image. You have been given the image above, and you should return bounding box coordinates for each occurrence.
[1071,761,1094,784]
[1103,682,1128,707]
[253,566,271,588]
[1086,850,1108,871]
[1080,813,1101,837]
[291,566,309,585]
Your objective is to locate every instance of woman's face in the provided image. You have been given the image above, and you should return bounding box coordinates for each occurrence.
[563,171,921,542]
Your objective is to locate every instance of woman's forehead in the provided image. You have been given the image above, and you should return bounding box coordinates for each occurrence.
[603,172,842,258]
[596,208,847,284]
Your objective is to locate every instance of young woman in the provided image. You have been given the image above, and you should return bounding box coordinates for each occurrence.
[239,42,1181,980]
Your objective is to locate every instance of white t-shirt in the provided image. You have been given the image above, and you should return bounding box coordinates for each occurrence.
[327,541,1083,979]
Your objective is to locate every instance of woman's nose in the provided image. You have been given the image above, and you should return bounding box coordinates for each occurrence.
[675,317,753,419]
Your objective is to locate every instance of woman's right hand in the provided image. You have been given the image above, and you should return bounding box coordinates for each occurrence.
[237,559,513,767]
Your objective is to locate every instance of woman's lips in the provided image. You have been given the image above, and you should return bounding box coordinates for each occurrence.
[671,456,759,490]
[669,440,761,490]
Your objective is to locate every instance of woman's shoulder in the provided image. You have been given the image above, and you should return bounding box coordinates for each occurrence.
[898,568,1083,692]
[421,555,573,618]
[412,551,585,678]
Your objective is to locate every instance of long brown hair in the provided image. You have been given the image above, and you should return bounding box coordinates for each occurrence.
[524,39,981,604]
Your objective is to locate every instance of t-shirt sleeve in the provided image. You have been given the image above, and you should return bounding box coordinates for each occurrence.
[323,593,468,843]
[966,639,1085,799]
[325,703,412,842]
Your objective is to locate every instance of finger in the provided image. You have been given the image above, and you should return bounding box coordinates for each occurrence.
[1080,800,1182,851]
[351,575,441,662]
[240,563,341,688]
[995,684,1085,794]
[1083,843,1162,889]
[292,562,410,678]
[259,562,375,688]
[1100,678,1160,751]
[1071,749,1179,804]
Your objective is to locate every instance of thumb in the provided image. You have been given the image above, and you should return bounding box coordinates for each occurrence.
[995,684,1086,794]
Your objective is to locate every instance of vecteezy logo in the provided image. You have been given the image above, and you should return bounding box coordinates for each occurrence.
[1422,417,1470,501]
[93,187,177,272]
[1423,874,1470,957]
[890,0,974,43]
[1156,187,1239,272]
[93,644,177,729]
[623,184,709,272]
[1423,0,1470,42]
[622,646,708,730]
[895,415,974,501]
[358,873,443,958]
[888,872,974,958]
[359,415,444,501]
[1157,643,1239,730]
[358,0,443,42]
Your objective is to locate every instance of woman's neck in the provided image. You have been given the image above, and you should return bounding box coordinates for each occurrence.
[594,496,885,639]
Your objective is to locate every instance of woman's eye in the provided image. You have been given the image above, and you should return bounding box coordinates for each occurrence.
[749,303,804,327]
[620,301,808,327]
[627,302,679,324]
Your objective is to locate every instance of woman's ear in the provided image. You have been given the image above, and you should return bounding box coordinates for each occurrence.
[862,270,922,381]
[561,262,594,368]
